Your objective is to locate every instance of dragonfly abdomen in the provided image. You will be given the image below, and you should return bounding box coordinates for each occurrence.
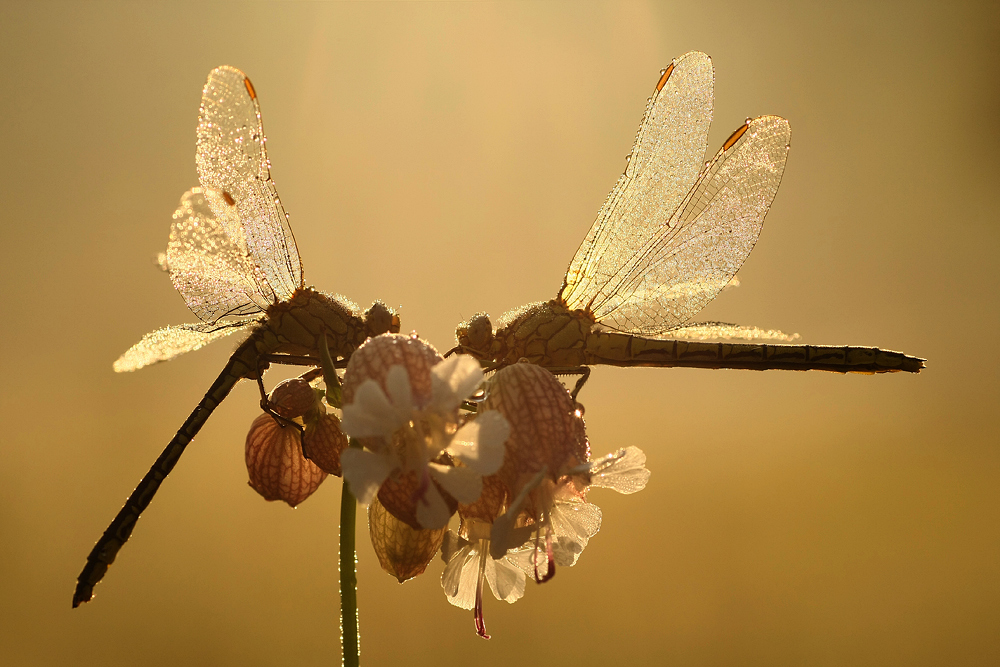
[73,339,262,607]
[583,332,924,373]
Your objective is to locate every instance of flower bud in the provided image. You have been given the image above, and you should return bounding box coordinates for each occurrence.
[480,363,589,499]
[459,474,508,524]
[268,377,320,420]
[245,413,327,506]
[376,466,458,530]
[369,495,446,582]
[343,333,443,405]
[302,413,349,476]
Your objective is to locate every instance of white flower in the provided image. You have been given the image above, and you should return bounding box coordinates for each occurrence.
[490,447,651,576]
[440,519,526,640]
[340,355,510,530]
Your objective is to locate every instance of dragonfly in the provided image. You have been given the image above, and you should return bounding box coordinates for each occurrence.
[73,66,399,608]
[452,51,924,393]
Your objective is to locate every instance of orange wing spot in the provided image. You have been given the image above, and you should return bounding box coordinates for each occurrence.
[656,63,675,92]
[722,121,750,151]
[244,77,257,100]
[222,191,236,206]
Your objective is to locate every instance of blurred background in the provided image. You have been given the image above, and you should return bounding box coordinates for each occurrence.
[1,1,997,665]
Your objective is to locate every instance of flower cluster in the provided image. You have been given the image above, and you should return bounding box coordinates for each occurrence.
[338,333,510,531]
[436,361,650,638]
[245,333,650,639]
[244,376,348,506]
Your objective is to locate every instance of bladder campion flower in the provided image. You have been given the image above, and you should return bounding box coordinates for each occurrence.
[339,334,510,530]
[438,362,650,637]
[368,495,447,582]
[245,377,348,506]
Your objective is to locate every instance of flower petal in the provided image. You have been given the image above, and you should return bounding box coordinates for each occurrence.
[551,497,602,545]
[442,544,480,610]
[551,535,585,567]
[430,355,484,411]
[384,364,413,414]
[441,529,470,564]
[588,446,651,494]
[341,448,393,505]
[441,536,474,598]
[448,410,509,475]
[341,380,405,439]
[415,481,453,530]
[428,463,483,505]
[486,556,526,604]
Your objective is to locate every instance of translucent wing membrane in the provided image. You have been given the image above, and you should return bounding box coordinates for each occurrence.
[577,115,791,335]
[112,320,258,373]
[196,66,303,305]
[562,51,714,308]
[664,321,800,342]
[167,188,271,321]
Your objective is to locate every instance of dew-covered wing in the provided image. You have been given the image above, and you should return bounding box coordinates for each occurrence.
[664,321,800,342]
[196,66,303,305]
[584,115,791,335]
[113,320,258,373]
[561,52,714,309]
[166,188,273,322]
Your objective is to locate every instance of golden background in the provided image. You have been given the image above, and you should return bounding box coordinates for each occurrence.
[1,2,997,665]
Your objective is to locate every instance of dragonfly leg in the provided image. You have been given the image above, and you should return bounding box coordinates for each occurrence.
[318,333,343,409]
[545,366,591,401]
[257,353,349,370]
[253,357,307,433]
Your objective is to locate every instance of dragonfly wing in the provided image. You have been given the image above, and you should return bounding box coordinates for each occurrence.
[113,320,258,373]
[562,52,715,308]
[589,115,791,335]
[664,321,800,342]
[196,66,303,305]
[166,188,271,321]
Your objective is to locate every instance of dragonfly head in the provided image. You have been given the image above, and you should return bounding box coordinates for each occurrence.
[456,313,494,360]
[364,301,401,337]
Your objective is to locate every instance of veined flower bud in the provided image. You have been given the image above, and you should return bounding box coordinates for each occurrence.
[369,495,446,582]
[302,413,349,476]
[245,413,327,506]
[480,362,589,499]
[343,333,443,405]
[376,465,459,531]
[459,474,508,525]
[267,377,321,419]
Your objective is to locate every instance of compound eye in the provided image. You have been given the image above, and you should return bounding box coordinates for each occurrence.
[458,313,493,352]
[364,302,397,337]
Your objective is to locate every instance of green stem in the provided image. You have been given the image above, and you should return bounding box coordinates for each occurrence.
[339,447,360,667]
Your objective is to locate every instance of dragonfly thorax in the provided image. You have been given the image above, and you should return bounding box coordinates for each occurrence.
[481,300,596,368]
[264,288,398,361]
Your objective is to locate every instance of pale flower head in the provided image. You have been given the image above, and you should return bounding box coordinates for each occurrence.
[478,363,651,579]
[339,334,509,530]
